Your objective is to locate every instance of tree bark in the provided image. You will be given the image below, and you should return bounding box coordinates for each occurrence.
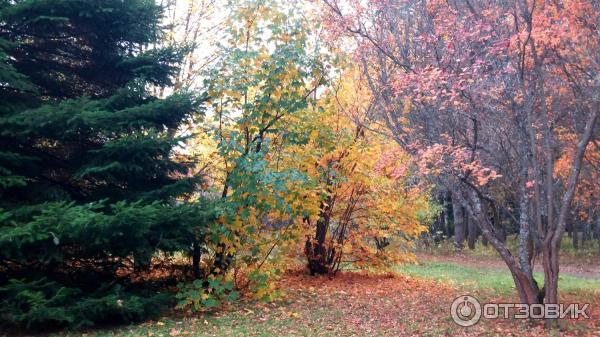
[467,215,477,250]
[306,193,334,275]
[192,241,202,279]
[543,104,597,328]
[582,222,592,247]
[572,221,579,250]
[595,215,600,254]
[453,193,465,249]
[517,184,537,287]
[458,189,542,304]
[443,193,452,237]
[494,205,506,242]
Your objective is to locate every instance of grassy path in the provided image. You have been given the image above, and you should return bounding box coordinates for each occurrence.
[398,259,600,298]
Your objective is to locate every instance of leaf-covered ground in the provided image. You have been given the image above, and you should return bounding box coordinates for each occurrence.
[59,263,600,337]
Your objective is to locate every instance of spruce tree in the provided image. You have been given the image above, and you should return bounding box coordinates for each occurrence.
[0,0,203,329]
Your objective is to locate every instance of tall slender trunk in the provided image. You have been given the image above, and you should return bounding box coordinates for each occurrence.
[453,193,465,249]
[443,193,451,237]
[595,215,600,254]
[582,222,591,247]
[467,215,477,250]
[572,221,579,250]
[494,205,506,242]
[456,189,542,304]
[543,103,597,328]
[192,241,202,279]
[517,185,537,288]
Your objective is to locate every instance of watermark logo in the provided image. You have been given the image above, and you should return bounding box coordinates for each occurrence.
[450,295,591,327]
[451,295,482,327]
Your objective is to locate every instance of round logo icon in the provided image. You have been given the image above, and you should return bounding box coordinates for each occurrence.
[451,295,482,327]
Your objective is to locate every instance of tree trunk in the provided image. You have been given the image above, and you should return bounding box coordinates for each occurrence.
[467,215,477,250]
[443,193,452,237]
[542,240,559,327]
[192,241,202,279]
[481,201,489,246]
[582,222,592,247]
[595,215,600,254]
[459,190,542,304]
[543,104,597,328]
[306,194,334,275]
[493,205,506,242]
[453,193,465,249]
[572,221,579,250]
[512,267,544,305]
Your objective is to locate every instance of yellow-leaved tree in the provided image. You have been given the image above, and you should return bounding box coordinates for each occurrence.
[280,66,434,275]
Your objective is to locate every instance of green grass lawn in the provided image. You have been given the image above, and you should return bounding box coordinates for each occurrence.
[395,261,600,298]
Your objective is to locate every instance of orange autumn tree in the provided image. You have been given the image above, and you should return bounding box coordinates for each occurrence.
[281,68,432,275]
[320,0,599,324]
[554,130,600,249]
